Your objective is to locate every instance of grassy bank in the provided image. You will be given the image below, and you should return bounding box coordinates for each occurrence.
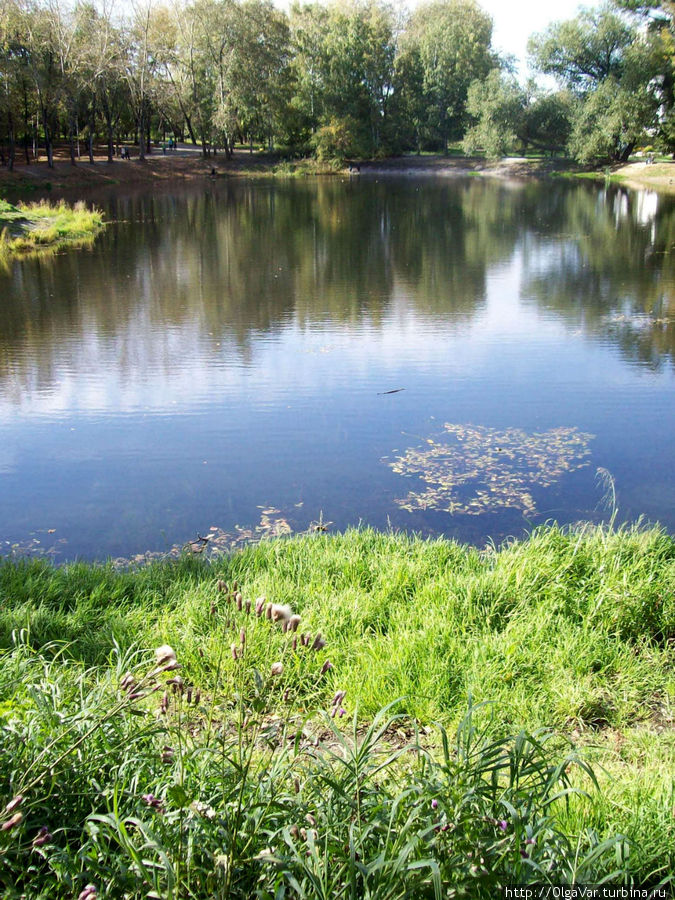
[0,199,103,256]
[0,523,673,895]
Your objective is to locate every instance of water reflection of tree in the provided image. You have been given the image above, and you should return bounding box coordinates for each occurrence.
[522,183,675,370]
[5,178,673,397]
[0,179,508,394]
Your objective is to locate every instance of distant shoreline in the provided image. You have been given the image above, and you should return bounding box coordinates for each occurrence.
[0,147,673,194]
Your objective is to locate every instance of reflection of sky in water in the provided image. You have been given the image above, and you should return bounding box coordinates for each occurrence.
[0,178,673,559]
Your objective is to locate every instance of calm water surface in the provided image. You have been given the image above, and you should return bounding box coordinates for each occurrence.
[1,176,674,560]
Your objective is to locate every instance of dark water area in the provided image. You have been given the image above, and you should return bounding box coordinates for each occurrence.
[1,175,673,560]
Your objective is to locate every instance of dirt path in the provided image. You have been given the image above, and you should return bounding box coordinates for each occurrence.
[611,160,675,193]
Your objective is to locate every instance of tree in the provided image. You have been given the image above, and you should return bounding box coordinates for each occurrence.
[463,69,525,158]
[529,5,662,162]
[528,6,632,90]
[402,0,495,152]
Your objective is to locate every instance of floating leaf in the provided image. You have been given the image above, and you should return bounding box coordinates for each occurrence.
[388,423,594,517]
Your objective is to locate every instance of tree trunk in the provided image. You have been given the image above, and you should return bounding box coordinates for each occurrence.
[88,99,95,163]
[69,109,76,165]
[42,108,54,168]
[184,114,197,147]
[138,108,145,161]
[22,83,31,164]
[8,112,15,172]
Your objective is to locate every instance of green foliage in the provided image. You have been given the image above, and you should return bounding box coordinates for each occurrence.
[0,200,103,256]
[1,523,674,892]
[522,90,573,152]
[0,636,627,898]
[567,77,659,164]
[528,8,633,91]
[528,6,663,163]
[463,70,526,158]
[402,0,496,150]
[311,116,369,162]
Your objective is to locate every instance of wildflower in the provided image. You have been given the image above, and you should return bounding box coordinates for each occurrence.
[498,820,508,831]
[338,707,346,718]
[1,812,22,832]
[217,579,227,592]
[32,825,52,847]
[191,800,216,819]
[120,672,135,691]
[78,885,98,900]
[291,636,298,651]
[332,690,346,706]
[5,796,23,814]
[320,660,333,675]
[160,691,169,714]
[142,794,164,811]
[270,662,283,676]
[231,642,239,660]
[311,633,326,651]
[240,627,246,647]
[194,690,201,705]
[265,603,272,620]
[283,689,290,701]
[288,614,301,632]
[270,603,293,624]
[232,580,238,591]
[167,676,184,694]
[215,854,229,873]
[236,592,243,611]
[161,745,175,764]
[155,645,177,667]
[305,813,316,826]
[186,687,192,704]
[294,779,300,794]
[290,824,299,838]
[431,799,438,810]
[255,597,266,616]
[245,598,251,615]
[210,602,216,616]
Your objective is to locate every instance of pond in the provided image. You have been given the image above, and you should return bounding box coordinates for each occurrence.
[1,175,674,561]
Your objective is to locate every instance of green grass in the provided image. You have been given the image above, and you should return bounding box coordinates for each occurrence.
[0,522,673,895]
[0,198,103,257]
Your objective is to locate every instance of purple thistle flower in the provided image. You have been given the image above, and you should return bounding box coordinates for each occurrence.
[431,799,438,810]
[32,825,52,847]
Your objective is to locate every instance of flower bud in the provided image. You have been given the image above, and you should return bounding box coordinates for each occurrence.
[5,796,23,814]
[1,812,22,831]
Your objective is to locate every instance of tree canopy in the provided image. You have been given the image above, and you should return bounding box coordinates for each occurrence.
[0,0,673,168]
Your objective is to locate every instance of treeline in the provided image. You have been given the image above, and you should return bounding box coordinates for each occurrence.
[0,0,674,169]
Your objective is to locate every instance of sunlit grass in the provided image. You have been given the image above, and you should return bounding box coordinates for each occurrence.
[0,522,673,893]
[0,199,103,257]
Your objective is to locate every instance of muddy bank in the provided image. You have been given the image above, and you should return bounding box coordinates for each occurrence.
[0,148,570,193]
[2,146,672,194]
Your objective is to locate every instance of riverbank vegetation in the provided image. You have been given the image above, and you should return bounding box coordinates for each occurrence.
[1,0,675,174]
[0,198,103,255]
[1,523,673,895]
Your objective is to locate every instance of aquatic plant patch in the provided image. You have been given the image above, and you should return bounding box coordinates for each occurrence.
[388,423,594,515]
